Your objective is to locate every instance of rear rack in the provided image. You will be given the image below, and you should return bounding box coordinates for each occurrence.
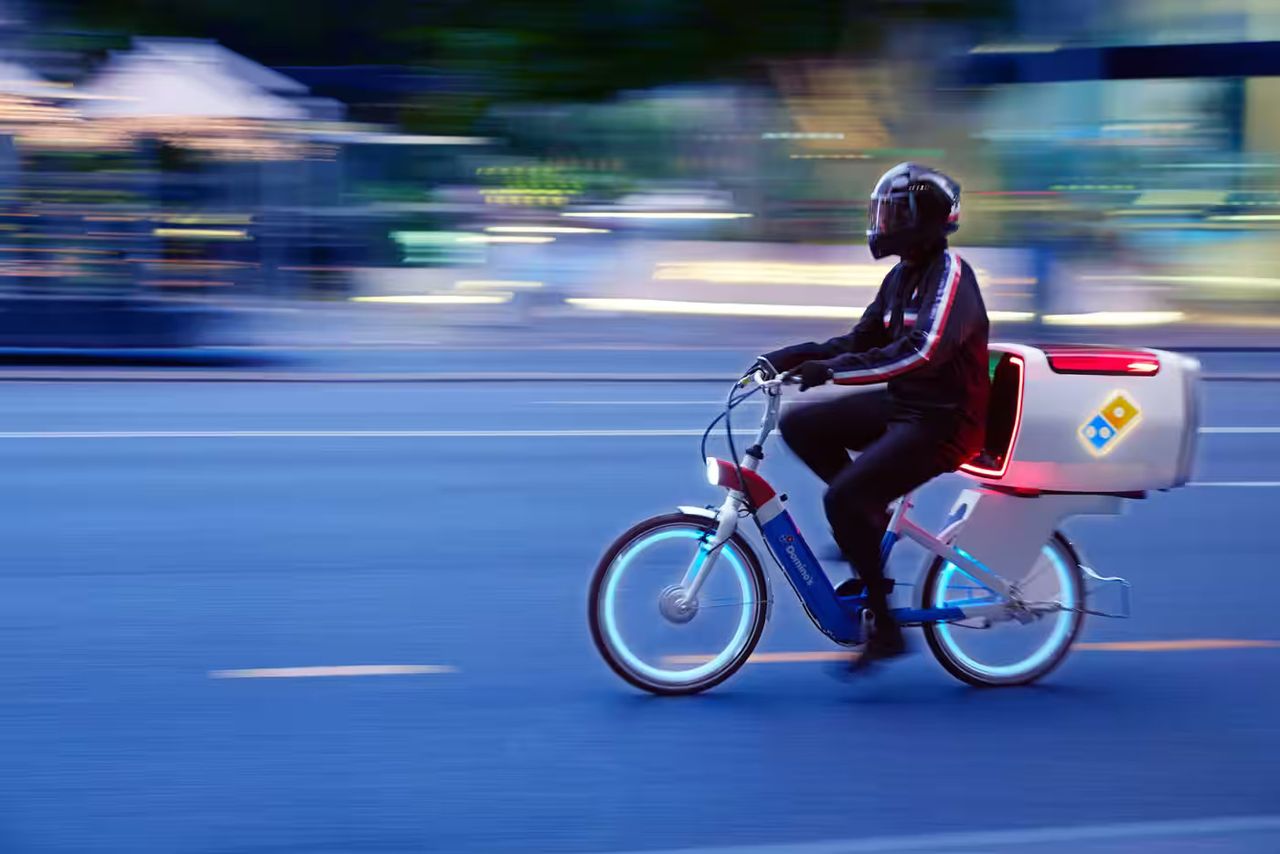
[1080,564,1132,619]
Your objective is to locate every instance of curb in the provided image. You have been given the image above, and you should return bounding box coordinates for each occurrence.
[0,371,1274,383]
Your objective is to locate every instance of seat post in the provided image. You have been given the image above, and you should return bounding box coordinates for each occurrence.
[886,491,913,535]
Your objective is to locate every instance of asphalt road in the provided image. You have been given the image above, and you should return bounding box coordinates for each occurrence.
[1,363,1278,852]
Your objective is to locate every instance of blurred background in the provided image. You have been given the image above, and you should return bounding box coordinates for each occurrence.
[3,3,1280,853]
[0,0,1276,353]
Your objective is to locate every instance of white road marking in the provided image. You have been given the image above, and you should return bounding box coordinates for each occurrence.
[509,411,1278,430]
[0,429,707,439]
[1200,426,1280,434]
[210,664,456,679]
[1192,481,1280,488]
[534,402,1280,426]
[601,814,1280,854]
[0,427,1270,446]
[541,400,727,405]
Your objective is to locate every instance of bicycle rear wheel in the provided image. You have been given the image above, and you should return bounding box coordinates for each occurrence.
[588,513,768,695]
[922,533,1085,687]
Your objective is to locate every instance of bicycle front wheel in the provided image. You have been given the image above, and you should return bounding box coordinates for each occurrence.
[588,513,768,695]
[922,533,1085,687]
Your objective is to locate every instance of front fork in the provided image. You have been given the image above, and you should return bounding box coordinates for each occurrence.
[679,380,781,607]
[678,493,743,604]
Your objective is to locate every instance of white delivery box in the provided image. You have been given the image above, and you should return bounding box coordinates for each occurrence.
[959,344,1200,494]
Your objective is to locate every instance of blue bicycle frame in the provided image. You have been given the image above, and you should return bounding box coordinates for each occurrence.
[690,381,1018,647]
[755,497,1013,645]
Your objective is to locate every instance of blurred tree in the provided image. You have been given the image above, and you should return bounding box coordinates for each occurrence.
[52,0,1013,130]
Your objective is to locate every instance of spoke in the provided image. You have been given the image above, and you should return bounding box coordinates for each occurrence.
[696,598,752,609]
[1019,558,1053,590]
[947,596,1001,607]
[945,620,991,630]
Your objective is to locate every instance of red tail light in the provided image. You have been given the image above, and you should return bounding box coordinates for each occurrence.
[1043,346,1160,376]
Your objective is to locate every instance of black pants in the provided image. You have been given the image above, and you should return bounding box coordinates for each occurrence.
[779,389,967,608]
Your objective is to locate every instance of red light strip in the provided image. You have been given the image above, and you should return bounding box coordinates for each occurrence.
[960,354,1024,480]
[1044,347,1161,376]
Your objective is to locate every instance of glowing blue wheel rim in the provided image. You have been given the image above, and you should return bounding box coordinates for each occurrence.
[601,527,755,685]
[934,544,1077,680]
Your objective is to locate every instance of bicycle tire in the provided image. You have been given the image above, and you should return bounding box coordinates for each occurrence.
[921,532,1086,688]
[588,512,768,695]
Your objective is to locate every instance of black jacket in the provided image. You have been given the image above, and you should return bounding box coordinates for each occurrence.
[765,245,990,456]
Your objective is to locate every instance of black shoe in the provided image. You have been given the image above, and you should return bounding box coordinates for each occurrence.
[833,615,908,678]
[834,577,865,597]
[834,577,896,598]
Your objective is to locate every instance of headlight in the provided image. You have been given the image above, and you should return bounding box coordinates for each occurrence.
[705,457,721,485]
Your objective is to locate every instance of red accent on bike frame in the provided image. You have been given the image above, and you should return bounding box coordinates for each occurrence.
[959,354,1025,479]
[708,458,778,506]
[1043,346,1161,376]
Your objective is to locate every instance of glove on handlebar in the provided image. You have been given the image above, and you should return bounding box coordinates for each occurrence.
[796,361,834,391]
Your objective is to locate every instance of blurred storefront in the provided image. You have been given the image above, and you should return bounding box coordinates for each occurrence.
[0,36,491,346]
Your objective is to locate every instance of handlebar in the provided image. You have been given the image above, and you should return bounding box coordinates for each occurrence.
[711,370,791,477]
[738,369,800,390]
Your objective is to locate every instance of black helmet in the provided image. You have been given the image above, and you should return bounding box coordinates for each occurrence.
[866,162,960,260]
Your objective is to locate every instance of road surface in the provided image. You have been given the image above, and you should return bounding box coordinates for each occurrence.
[1,359,1277,852]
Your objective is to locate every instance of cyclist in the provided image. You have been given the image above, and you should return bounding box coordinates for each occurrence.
[752,163,990,671]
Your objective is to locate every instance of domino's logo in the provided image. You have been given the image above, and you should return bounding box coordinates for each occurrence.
[1079,392,1141,456]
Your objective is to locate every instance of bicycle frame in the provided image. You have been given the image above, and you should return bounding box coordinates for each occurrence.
[684,380,1019,646]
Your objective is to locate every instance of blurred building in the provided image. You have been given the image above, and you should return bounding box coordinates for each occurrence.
[0,1,1276,349]
[953,0,1280,323]
[0,34,494,346]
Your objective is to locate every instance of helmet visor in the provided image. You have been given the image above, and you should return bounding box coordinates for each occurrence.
[867,193,915,236]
